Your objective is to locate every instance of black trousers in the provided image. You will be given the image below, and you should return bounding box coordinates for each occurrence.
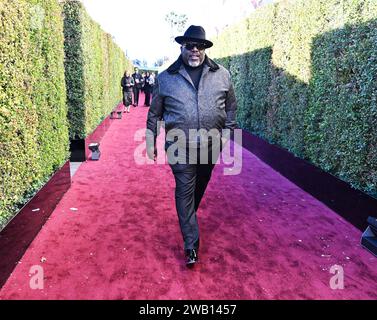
[144,89,151,106]
[167,143,221,250]
[133,87,140,105]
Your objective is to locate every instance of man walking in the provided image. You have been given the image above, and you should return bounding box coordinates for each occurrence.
[146,25,237,267]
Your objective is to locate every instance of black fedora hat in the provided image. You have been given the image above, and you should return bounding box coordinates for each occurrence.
[175,25,213,49]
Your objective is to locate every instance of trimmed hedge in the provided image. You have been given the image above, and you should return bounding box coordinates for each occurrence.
[210,0,377,197]
[62,1,132,139]
[0,0,69,229]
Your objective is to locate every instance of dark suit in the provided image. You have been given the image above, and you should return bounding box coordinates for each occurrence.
[146,56,237,251]
[144,76,154,106]
[132,72,143,105]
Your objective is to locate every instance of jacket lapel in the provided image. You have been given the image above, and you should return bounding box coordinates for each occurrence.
[178,65,196,90]
[178,63,211,91]
[168,55,216,90]
[200,64,210,84]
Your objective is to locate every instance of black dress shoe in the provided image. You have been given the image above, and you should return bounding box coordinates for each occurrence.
[185,249,198,267]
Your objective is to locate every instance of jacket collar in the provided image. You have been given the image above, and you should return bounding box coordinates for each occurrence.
[167,55,219,74]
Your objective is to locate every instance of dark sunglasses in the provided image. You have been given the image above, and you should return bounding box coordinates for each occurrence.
[183,42,207,50]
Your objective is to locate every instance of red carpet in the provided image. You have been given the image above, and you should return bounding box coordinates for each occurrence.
[1,95,377,299]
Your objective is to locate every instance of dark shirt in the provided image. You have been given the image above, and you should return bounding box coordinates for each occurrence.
[132,73,143,89]
[184,63,204,90]
[144,76,153,93]
[121,76,134,93]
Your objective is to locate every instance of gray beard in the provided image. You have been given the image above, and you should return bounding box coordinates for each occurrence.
[188,60,200,67]
[187,57,205,67]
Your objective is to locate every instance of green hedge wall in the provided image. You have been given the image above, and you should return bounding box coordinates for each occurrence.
[62,1,132,139]
[0,0,69,229]
[209,0,377,197]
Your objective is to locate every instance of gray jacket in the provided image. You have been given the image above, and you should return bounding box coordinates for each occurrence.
[146,56,237,148]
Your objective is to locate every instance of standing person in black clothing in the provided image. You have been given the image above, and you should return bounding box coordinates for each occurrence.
[121,70,134,113]
[146,25,237,267]
[140,72,146,94]
[143,72,154,106]
[132,67,143,106]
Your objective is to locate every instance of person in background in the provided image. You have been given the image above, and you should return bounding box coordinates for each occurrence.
[141,72,146,94]
[121,70,134,113]
[150,72,156,97]
[143,71,155,107]
[132,67,143,106]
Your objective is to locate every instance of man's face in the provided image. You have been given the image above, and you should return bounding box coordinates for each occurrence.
[135,68,139,74]
[181,42,206,67]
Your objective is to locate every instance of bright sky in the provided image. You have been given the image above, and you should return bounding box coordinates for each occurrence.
[80,0,273,67]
